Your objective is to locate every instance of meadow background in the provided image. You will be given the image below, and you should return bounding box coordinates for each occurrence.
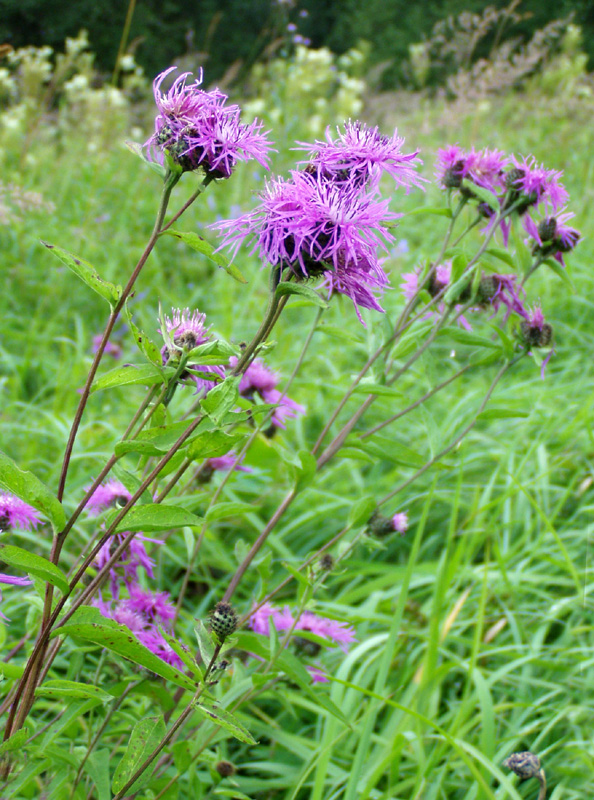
[1,2,594,798]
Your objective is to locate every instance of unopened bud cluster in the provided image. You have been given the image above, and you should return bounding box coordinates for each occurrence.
[210,601,239,642]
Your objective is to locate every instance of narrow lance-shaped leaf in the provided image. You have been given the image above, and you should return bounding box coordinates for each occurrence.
[112,715,166,794]
[91,364,172,394]
[41,241,121,307]
[192,697,257,745]
[0,544,69,595]
[162,229,247,283]
[275,282,328,308]
[125,302,163,366]
[105,503,203,533]
[0,450,65,531]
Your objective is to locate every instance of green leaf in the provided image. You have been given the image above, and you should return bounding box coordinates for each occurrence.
[160,629,202,680]
[112,464,153,505]
[92,363,172,393]
[406,206,453,218]
[163,230,247,283]
[35,679,113,703]
[0,450,65,531]
[125,140,166,177]
[315,324,363,344]
[115,418,202,457]
[205,501,256,522]
[352,436,427,469]
[193,697,257,745]
[194,620,215,666]
[85,749,111,800]
[186,430,244,461]
[112,715,166,794]
[478,408,529,421]
[0,727,31,755]
[125,303,163,366]
[0,545,69,594]
[347,496,376,528]
[106,503,202,533]
[485,247,516,269]
[438,327,501,349]
[294,450,317,492]
[200,377,240,425]
[186,338,240,365]
[275,282,328,308]
[544,257,575,290]
[41,241,120,307]
[352,382,403,398]
[461,179,499,211]
[54,607,196,692]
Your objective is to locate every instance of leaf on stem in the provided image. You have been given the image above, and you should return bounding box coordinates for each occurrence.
[125,303,163,366]
[192,697,257,744]
[91,364,173,393]
[0,450,65,531]
[406,206,453,218]
[35,679,113,703]
[200,377,240,425]
[162,230,247,283]
[106,503,202,533]
[124,140,166,177]
[0,544,69,594]
[275,282,328,308]
[41,242,121,308]
[461,180,500,211]
[112,715,166,794]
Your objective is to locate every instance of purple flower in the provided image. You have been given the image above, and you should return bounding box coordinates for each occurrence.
[0,572,33,621]
[391,512,408,534]
[230,356,305,429]
[523,211,580,267]
[294,610,356,653]
[486,273,528,320]
[125,584,176,626]
[297,120,425,192]
[0,492,41,532]
[85,480,131,516]
[146,67,272,178]
[400,264,473,330]
[205,453,250,473]
[95,532,160,597]
[161,308,226,395]
[436,145,508,194]
[307,666,329,683]
[249,602,294,635]
[92,334,122,359]
[506,155,568,212]
[217,169,396,274]
[136,629,184,668]
[320,247,388,324]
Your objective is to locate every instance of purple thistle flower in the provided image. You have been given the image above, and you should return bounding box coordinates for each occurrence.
[487,273,528,320]
[136,629,184,668]
[161,308,226,395]
[294,610,356,653]
[391,512,408,534]
[85,480,131,516]
[95,532,160,597]
[436,145,508,195]
[523,211,581,267]
[0,572,33,621]
[249,602,294,635]
[307,666,329,683]
[0,492,41,532]
[112,603,146,632]
[230,356,305,429]
[320,246,388,325]
[146,67,272,178]
[214,170,396,321]
[125,584,176,626]
[506,155,568,212]
[297,120,425,192]
[92,334,122,359]
[205,453,251,473]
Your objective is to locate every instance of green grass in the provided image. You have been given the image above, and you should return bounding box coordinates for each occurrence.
[1,74,593,799]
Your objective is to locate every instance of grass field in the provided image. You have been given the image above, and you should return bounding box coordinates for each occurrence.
[1,50,593,799]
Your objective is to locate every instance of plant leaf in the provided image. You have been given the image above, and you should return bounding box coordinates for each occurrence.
[275,282,328,308]
[112,715,166,794]
[163,230,247,283]
[406,206,453,218]
[462,179,500,211]
[186,430,244,461]
[125,303,163,366]
[105,503,202,533]
[0,728,31,756]
[91,364,171,393]
[0,544,69,594]
[41,241,120,307]
[193,697,257,745]
[35,679,113,703]
[124,140,166,177]
[0,450,65,531]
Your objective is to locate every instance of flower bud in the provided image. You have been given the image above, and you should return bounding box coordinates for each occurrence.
[215,760,236,777]
[443,161,464,189]
[503,751,542,781]
[319,553,334,571]
[210,601,239,641]
[520,320,553,348]
[537,217,557,242]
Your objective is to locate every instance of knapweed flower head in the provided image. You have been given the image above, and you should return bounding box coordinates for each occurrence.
[92,334,122,360]
[523,210,580,267]
[210,601,239,641]
[249,603,356,653]
[503,751,543,782]
[297,120,424,192]
[436,145,508,194]
[0,572,33,621]
[229,355,305,429]
[400,263,473,330]
[505,155,568,213]
[392,512,409,534]
[215,169,396,322]
[319,247,388,324]
[95,532,161,598]
[85,479,131,516]
[161,307,226,395]
[486,273,528,320]
[147,66,272,178]
[519,304,553,349]
[0,492,41,532]
[367,509,409,538]
[125,584,176,626]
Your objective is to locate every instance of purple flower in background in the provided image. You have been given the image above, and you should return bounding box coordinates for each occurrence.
[506,155,568,212]
[523,211,580,267]
[161,307,226,395]
[0,492,41,532]
[320,247,388,324]
[391,512,408,534]
[294,610,356,653]
[125,584,176,626]
[0,573,33,621]
[298,120,425,191]
[95,532,160,597]
[436,145,508,194]
[92,334,122,360]
[486,273,528,320]
[520,304,554,378]
[400,264,473,330]
[136,629,184,668]
[86,480,131,516]
[230,356,305,429]
[205,453,250,473]
[249,602,294,635]
[146,67,272,178]
[308,666,329,683]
